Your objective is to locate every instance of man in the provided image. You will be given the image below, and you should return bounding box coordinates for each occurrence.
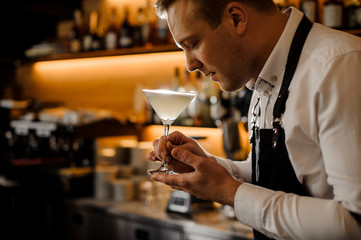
[148,0,361,239]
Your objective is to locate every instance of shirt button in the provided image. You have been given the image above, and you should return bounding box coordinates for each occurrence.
[272,76,277,82]
[263,90,269,96]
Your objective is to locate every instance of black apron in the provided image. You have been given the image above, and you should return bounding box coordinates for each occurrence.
[250,15,312,240]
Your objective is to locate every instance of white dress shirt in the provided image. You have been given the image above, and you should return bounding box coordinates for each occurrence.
[215,7,361,240]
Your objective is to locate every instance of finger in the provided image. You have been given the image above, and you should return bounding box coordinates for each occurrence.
[171,148,200,169]
[169,185,186,192]
[167,157,194,173]
[153,137,168,160]
[147,151,160,162]
[167,131,189,145]
[166,141,175,152]
[166,141,190,156]
[151,172,191,189]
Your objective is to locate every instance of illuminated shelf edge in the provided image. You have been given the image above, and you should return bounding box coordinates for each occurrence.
[32,44,181,62]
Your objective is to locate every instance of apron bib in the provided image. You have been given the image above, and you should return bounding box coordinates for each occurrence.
[250,15,312,240]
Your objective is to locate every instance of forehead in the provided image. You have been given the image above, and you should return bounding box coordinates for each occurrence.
[167,1,204,40]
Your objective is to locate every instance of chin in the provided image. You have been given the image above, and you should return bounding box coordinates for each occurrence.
[219,83,241,93]
[217,76,245,92]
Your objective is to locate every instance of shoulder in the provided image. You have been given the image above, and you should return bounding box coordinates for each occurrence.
[293,24,361,93]
[304,23,361,65]
[286,24,361,130]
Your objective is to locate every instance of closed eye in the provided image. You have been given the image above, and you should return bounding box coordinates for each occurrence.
[190,41,199,50]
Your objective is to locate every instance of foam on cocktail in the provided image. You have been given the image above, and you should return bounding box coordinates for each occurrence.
[143,89,196,125]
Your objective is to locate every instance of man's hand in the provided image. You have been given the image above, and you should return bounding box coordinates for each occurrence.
[147,131,212,173]
[148,131,242,206]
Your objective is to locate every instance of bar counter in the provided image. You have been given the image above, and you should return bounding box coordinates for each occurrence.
[65,198,253,240]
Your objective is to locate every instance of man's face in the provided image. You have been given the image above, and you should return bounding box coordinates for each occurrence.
[167,0,252,91]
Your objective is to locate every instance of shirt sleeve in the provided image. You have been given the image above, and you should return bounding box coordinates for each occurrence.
[233,50,361,239]
[214,155,252,183]
[234,184,361,239]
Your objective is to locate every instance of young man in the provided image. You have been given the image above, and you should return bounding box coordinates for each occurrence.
[148,0,361,239]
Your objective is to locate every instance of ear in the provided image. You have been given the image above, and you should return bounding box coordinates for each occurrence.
[224,2,247,36]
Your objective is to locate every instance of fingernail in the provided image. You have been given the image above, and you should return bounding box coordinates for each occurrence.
[172,149,179,158]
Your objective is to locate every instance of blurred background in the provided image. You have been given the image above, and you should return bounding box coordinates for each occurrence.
[0,0,360,240]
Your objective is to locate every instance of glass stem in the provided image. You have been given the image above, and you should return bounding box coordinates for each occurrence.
[161,123,170,168]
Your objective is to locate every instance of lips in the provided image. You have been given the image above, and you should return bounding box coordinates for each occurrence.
[204,72,214,77]
[209,72,216,81]
[202,71,216,81]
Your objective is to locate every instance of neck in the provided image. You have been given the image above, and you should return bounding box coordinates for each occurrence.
[248,9,289,78]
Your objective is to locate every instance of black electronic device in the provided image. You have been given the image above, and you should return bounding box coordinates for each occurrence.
[166,190,192,216]
[166,190,215,217]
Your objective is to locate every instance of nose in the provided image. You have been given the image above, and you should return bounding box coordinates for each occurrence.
[185,50,202,72]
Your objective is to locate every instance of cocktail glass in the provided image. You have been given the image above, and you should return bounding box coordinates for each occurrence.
[143,89,197,175]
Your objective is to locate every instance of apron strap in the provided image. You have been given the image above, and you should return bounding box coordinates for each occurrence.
[272,15,313,149]
[271,14,361,227]
[350,211,361,225]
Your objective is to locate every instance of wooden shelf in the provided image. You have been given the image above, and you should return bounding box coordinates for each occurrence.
[34,44,181,62]
[344,29,361,36]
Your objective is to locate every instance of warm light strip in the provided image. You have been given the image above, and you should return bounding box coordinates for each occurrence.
[140,125,227,157]
[33,51,185,73]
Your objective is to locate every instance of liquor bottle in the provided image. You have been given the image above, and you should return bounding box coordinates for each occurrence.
[133,8,145,47]
[156,17,169,45]
[171,67,185,125]
[323,0,344,29]
[83,11,102,51]
[300,0,318,22]
[90,11,102,51]
[144,0,157,47]
[198,73,217,127]
[357,1,361,28]
[119,7,134,49]
[137,7,151,47]
[69,9,85,53]
[192,72,204,127]
[182,70,198,126]
[171,67,184,91]
[344,0,361,29]
[82,17,92,52]
[104,8,119,50]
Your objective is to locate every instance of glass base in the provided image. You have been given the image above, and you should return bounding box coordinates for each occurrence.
[147,166,176,175]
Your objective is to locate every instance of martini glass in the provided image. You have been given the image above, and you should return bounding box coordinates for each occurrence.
[143,89,197,175]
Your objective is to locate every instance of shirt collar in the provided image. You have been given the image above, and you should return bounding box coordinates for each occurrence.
[247,7,304,93]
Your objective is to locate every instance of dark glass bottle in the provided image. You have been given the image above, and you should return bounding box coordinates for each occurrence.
[69,9,86,53]
[138,7,151,46]
[344,0,361,29]
[119,7,134,49]
[300,0,318,22]
[156,17,169,45]
[90,11,102,51]
[105,8,119,50]
[83,11,102,51]
[133,8,145,47]
[323,0,344,29]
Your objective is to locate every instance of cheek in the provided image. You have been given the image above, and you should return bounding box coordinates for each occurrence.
[200,50,215,66]
[200,42,228,69]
